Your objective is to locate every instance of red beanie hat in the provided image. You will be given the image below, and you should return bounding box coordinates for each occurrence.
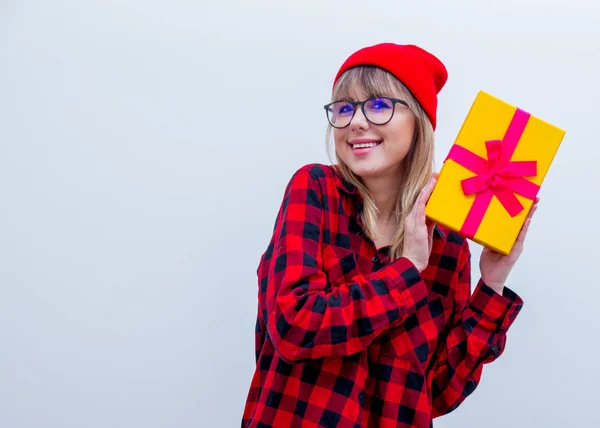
[332,43,448,130]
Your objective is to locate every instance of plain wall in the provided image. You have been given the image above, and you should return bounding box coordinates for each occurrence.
[1,1,598,427]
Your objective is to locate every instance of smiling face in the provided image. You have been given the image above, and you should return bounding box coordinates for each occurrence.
[331,68,417,180]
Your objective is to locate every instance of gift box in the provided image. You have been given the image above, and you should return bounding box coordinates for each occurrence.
[425,91,565,255]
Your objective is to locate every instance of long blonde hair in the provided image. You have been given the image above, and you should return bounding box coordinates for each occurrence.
[325,65,436,260]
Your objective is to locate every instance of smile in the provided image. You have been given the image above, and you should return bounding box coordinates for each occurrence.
[352,142,381,149]
[348,140,383,155]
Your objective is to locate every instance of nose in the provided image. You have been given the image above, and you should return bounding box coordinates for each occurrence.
[349,106,369,132]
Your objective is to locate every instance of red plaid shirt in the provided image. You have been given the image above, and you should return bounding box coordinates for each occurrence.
[242,164,523,427]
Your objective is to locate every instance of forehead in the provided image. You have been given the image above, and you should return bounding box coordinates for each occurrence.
[341,91,396,103]
[337,79,397,102]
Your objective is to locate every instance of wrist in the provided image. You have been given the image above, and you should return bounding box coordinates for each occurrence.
[484,281,505,295]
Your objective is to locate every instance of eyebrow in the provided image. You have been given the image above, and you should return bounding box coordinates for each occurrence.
[335,93,396,103]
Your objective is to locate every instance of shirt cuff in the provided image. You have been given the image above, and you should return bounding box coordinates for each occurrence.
[467,279,524,333]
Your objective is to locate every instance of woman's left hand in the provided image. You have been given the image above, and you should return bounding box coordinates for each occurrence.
[479,198,539,294]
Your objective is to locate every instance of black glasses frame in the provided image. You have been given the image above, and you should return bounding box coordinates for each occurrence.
[323,97,409,129]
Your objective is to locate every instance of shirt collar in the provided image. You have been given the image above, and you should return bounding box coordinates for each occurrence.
[332,165,445,240]
[332,165,360,196]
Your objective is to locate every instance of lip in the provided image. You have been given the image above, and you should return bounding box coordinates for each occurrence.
[348,138,383,156]
[348,138,383,145]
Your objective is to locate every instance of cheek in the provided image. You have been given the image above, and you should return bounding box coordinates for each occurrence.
[333,129,344,142]
[333,130,348,151]
[384,117,415,149]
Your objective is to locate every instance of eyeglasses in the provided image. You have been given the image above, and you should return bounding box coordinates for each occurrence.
[324,96,409,129]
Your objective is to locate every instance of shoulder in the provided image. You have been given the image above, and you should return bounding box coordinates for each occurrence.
[289,163,336,181]
[282,163,338,193]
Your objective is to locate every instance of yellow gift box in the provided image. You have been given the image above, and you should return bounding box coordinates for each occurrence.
[425,91,565,255]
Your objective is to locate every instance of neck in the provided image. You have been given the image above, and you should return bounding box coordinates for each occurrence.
[362,173,402,223]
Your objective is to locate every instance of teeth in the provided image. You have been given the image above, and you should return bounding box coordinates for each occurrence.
[352,142,380,149]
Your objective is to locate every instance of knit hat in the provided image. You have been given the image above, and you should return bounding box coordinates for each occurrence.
[332,43,448,130]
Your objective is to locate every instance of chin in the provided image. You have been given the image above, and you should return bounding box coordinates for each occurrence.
[345,160,387,178]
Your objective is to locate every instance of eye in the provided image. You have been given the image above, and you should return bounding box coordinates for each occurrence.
[332,102,353,115]
[370,98,393,110]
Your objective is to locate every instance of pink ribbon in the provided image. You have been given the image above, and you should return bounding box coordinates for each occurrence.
[445,108,540,239]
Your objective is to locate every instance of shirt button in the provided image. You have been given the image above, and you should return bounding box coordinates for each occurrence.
[372,256,378,263]
[358,391,365,404]
[490,344,498,353]
[509,313,516,320]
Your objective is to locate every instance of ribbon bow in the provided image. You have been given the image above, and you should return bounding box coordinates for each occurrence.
[445,108,540,238]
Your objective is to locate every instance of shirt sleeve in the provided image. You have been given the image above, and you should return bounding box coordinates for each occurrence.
[266,165,430,363]
[431,239,524,417]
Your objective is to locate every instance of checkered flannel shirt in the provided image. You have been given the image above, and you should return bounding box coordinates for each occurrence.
[242,164,523,427]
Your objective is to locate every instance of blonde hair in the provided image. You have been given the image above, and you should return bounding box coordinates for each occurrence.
[325,65,436,260]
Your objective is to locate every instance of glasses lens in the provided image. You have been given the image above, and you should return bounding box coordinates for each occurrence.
[327,102,354,128]
[365,97,394,124]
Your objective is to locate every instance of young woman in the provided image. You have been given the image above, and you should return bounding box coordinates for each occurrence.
[242,43,536,428]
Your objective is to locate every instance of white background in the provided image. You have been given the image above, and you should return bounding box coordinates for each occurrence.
[1,1,598,427]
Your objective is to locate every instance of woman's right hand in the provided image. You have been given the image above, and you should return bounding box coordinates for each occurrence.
[402,174,438,272]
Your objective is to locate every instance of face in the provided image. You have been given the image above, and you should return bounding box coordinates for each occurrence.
[333,88,416,180]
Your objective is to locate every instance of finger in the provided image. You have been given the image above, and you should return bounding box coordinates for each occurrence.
[423,176,438,202]
[409,178,431,228]
[421,177,438,219]
[529,203,538,219]
[405,202,417,234]
[415,178,432,209]
[417,177,437,211]
[518,201,538,236]
[516,216,533,244]
[417,181,435,225]
[515,211,532,246]
[409,177,437,235]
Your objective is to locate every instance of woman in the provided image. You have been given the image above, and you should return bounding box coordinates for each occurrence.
[242,43,535,427]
